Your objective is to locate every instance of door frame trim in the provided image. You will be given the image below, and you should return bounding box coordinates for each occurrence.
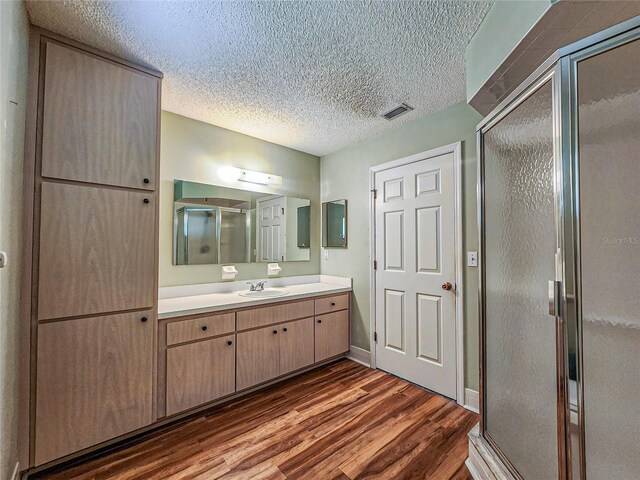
[368,141,465,404]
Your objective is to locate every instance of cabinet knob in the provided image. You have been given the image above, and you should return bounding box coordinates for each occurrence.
[143,177,150,184]
[283,327,288,332]
[317,319,322,324]
[143,198,150,204]
[227,340,233,346]
[331,302,336,306]
[201,325,208,331]
[140,317,148,323]
[272,330,278,334]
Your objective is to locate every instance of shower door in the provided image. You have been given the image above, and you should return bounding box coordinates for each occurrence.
[480,70,562,479]
[568,32,640,480]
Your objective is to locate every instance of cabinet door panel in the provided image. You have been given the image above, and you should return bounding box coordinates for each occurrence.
[279,317,314,376]
[237,327,279,390]
[166,335,235,416]
[38,182,155,320]
[315,310,350,362]
[35,311,154,466]
[41,41,158,190]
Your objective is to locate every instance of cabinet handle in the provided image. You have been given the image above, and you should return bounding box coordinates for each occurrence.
[201,325,208,331]
[143,198,150,204]
[227,340,233,346]
[331,302,336,306]
[140,317,148,323]
[143,177,150,184]
[317,319,322,324]
[272,330,278,334]
[283,327,288,332]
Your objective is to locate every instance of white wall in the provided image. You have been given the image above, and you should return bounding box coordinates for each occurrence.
[321,102,483,391]
[0,1,29,478]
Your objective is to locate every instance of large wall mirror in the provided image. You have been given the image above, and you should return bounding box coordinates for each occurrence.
[174,180,311,265]
[322,199,347,248]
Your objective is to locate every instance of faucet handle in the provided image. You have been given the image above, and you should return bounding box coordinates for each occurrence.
[246,281,256,291]
[256,280,267,291]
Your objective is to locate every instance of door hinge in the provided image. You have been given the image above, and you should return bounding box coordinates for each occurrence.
[281,207,285,215]
[373,260,377,270]
[371,189,377,199]
[374,331,378,342]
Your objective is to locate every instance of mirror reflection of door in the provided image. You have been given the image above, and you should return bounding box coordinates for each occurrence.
[258,196,285,262]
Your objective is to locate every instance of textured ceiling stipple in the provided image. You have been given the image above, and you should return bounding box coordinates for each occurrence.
[26,1,492,156]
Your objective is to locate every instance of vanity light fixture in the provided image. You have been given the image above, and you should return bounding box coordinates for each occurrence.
[238,168,282,186]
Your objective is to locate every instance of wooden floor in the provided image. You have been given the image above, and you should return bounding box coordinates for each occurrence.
[35,360,477,480]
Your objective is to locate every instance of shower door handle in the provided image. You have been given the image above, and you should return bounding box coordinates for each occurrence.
[548,280,561,317]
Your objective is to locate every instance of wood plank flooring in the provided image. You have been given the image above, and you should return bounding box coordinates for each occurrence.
[34,360,478,480]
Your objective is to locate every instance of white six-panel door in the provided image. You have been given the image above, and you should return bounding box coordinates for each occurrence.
[374,152,457,399]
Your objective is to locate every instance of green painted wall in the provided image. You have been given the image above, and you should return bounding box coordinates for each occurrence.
[466,0,552,101]
[0,1,29,476]
[160,111,321,287]
[320,102,483,390]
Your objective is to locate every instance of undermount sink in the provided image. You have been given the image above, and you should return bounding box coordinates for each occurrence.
[238,288,289,298]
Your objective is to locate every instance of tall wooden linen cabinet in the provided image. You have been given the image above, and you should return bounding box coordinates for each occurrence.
[20,29,162,469]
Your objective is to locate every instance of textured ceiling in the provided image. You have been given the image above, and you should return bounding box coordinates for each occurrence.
[26,0,492,156]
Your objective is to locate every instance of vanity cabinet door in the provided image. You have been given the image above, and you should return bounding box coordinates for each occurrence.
[37,182,156,320]
[34,311,154,466]
[41,41,158,190]
[315,310,350,362]
[237,326,280,390]
[279,317,314,376]
[166,335,236,416]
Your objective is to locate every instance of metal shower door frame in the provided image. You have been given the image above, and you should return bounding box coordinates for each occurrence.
[477,15,640,480]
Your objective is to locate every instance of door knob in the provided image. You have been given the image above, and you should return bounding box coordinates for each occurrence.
[442,282,453,291]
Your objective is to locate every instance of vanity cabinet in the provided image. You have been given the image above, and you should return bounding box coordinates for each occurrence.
[34,311,155,466]
[40,41,158,190]
[237,325,281,391]
[237,316,315,390]
[160,292,350,418]
[166,334,236,416]
[279,317,315,376]
[315,309,350,362]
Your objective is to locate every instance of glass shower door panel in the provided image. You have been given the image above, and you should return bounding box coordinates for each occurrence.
[186,209,218,265]
[483,80,558,479]
[577,38,640,479]
[220,210,249,263]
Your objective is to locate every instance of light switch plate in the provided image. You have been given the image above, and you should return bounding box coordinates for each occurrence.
[323,249,329,260]
[0,251,6,268]
[467,251,478,267]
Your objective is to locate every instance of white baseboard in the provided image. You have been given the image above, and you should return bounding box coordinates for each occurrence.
[11,462,20,480]
[346,345,370,367]
[464,388,479,413]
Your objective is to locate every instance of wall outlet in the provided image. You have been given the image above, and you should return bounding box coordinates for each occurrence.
[323,249,329,260]
[467,251,478,267]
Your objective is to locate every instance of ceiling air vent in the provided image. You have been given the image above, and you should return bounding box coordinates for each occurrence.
[381,103,413,120]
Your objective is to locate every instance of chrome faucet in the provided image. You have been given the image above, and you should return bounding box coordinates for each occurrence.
[246,281,267,292]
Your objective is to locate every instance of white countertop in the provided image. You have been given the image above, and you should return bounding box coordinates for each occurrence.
[158,275,352,319]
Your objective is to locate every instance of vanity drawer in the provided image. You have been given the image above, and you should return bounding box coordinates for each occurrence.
[315,293,349,315]
[166,312,235,346]
[237,299,314,331]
